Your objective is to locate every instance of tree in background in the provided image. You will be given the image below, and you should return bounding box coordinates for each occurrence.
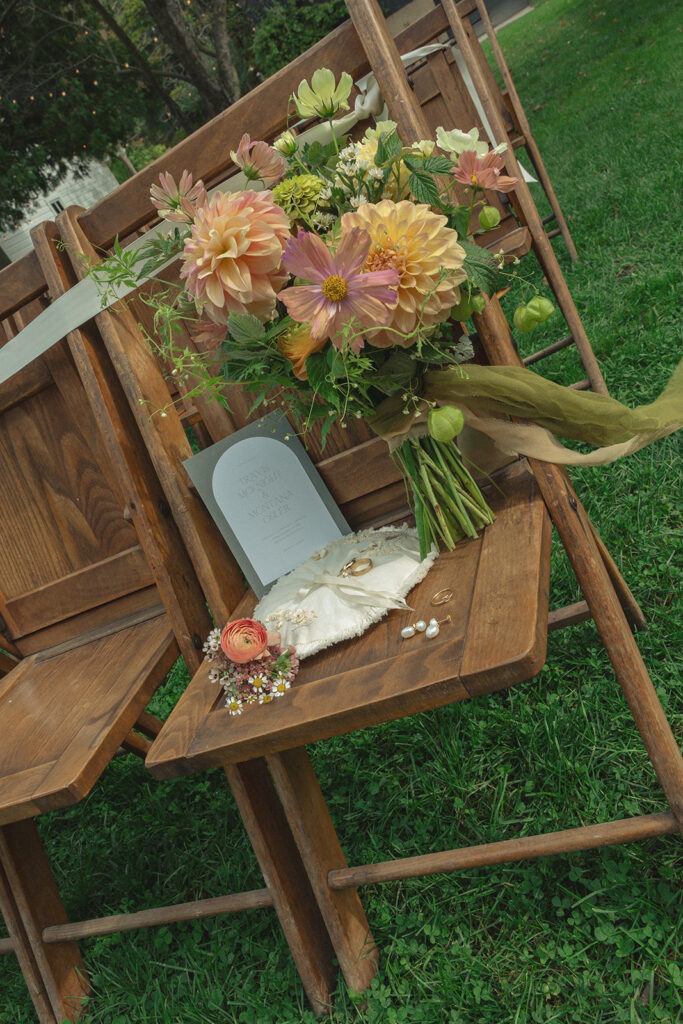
[252,1,348,79]
[0,0,255,229]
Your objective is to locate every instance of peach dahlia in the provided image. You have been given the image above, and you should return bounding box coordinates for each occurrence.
[341,199,467,348]
[180,190,291,323]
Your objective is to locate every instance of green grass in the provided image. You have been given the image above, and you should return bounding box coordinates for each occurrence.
[1,0,681,1020]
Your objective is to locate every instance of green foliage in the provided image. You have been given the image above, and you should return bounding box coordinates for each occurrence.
[252,0,350,79]
[0,0,170,229]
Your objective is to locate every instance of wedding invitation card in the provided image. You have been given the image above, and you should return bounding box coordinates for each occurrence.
[184,412,349,597]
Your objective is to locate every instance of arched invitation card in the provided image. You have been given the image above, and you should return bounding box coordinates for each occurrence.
[184,413,349,596]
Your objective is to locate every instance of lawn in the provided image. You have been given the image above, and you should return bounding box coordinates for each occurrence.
[1,0,681,1021]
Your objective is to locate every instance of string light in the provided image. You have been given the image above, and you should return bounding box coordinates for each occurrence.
[93,79,98,85]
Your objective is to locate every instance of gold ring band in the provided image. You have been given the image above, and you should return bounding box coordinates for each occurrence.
[339,557,374,577]
[430,588,453,606]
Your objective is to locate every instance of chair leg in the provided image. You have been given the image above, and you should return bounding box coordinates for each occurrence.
[0,821,90,1022]
[0,860,58,1024]
[531,461,683,834]
[472,0,579,261]
[438,0,608,396]
[267,747,379,995]
[224,759,338,1017]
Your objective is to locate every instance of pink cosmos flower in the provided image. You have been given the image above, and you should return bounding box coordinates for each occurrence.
[453,150,519,193]
[149,170,207,223]
[230,133,286,186]
[277,228,399,350]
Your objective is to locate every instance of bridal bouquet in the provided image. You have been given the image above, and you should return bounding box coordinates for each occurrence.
[93,68,681,559]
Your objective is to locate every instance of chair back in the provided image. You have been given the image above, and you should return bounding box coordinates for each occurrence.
[0,258,161,656]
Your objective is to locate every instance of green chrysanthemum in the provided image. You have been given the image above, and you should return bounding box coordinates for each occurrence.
[272,174,328,224]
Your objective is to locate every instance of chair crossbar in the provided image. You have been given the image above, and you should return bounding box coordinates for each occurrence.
[327,812,678,890]
[0,887,273,954]
[523,334,574,366]
[548,600,592,631]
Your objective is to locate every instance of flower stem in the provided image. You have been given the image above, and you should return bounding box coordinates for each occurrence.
[396,435,495,557]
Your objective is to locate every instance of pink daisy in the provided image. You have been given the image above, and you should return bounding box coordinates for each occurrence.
[453,150,518,193]
[277,228,399,350]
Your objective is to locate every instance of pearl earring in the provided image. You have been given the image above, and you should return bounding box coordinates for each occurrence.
[401,615,451,640]
[400,619,427,639]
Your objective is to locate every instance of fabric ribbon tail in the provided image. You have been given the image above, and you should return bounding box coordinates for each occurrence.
[296,572,411,611]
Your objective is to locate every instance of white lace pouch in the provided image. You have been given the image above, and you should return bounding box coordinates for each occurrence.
[254,525,437,659]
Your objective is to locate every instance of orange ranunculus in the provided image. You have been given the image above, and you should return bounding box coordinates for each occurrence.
[277,323,327,380]
[220,619,269,663]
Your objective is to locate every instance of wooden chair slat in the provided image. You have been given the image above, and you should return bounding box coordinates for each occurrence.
[3,546,155,638]
[0,252,46,319]
[14,587,163,657]
[459,464,552,696]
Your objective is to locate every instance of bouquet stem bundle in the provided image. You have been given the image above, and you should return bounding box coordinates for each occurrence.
[394,437,495,559]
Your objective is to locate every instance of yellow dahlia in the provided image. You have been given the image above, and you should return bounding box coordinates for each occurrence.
[277,323,327,380]
[180,190,291,324]
[341,199,467,348]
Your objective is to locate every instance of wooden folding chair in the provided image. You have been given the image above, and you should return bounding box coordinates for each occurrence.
[45,0,680,1002]
[0,247,338,1022]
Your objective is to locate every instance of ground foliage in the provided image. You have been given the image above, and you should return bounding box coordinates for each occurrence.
[1,0,681,1020]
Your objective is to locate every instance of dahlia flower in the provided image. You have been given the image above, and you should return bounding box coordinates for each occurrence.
[293,68,353,119]
[277,323,327,380]
[277,228,399,350]
[453,150,518,193]
[230,133,286,186]
[341,199,467,348]
[180,190,291,323]
[149,170,207,223]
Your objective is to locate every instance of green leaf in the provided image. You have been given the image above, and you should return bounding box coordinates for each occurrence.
[326,348,347,379]
[306,140,325,167]
[422,155,454,174]
[227,313,266,346]
[320,414,335,451]
[375,129,402,165]
[459,238,500,297]
[408,170,440,206]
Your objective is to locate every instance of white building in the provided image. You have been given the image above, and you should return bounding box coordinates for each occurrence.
[0,160,119,264]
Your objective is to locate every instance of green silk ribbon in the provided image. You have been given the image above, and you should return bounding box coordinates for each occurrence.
[370,361,683,466]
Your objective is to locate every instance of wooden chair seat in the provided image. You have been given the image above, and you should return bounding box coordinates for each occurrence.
[0,609,177,825]
[147,463,551,777]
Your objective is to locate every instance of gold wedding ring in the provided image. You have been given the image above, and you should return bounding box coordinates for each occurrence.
[339,557,373,577]
[430,588,454,606]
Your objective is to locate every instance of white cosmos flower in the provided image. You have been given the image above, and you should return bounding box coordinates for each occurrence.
[436,126,507,158]
[294,68,353,119]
